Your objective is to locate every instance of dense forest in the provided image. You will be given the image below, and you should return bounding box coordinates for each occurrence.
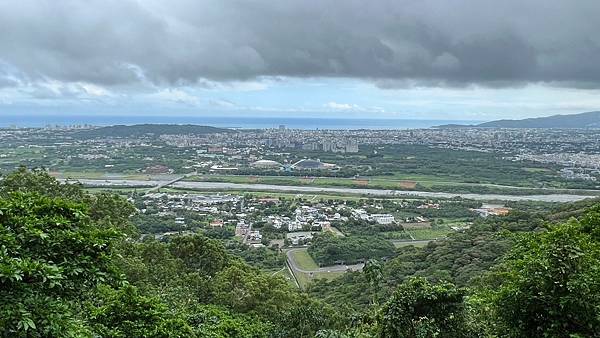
[1,167,599,337]
[308,233,396,266]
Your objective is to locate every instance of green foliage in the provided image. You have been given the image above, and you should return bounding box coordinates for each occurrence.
[0,168,346,337]
[225,241,285,270]
[377,277,471,338]
[3,167,600,337]
[212,262,298,318]
[272,295,345,338]
[308,212,544,310]
[89,285,195,337]
[204,226,236,239]
[168,234,231,277]
[0,192,121,336]
[188,305,272,338]
[473,208,600,337]
[131,213,184,234]
[0,166,85,200]
[87,192,137,235]
[308,233,396,266]
[363,259,384,305]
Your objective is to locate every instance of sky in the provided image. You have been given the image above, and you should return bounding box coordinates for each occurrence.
[1,0,600,121]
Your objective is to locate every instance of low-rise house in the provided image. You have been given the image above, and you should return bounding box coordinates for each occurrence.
[370,214,395,225]
[210,219,224,227]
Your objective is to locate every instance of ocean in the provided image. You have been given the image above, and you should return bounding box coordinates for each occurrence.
[0,114,480,130]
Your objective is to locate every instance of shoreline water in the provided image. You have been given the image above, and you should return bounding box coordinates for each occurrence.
[0,114,481,130]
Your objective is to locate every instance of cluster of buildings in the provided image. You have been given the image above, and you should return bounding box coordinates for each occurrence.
[234,220,263,247]
[6,123,598,183]
[471,205,511,218]
[250,158,339,171]
[351,209,395,224]
[264,205,344,233]
[150,128,600,181]
[143,193,238,209]
[299,139,359,153]
[153,126,599,158]
[139,193,240,225]
[518,152,600,169]
[560,168,598,181]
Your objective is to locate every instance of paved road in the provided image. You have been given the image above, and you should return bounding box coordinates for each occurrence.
[145,174,192,193]
[286,248,364,274]
[72,178,596,202]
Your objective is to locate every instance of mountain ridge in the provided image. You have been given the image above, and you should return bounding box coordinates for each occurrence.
[435,111,600,128]
[74,124,234,138]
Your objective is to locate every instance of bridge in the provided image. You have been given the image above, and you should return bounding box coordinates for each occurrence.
[144,173,193,194]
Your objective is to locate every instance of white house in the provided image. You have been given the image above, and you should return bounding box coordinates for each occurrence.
[370,214,395,225]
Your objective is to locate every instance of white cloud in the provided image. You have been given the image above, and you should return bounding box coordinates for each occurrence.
[208,98,236,107]
[148,88,200,105]
[24,80,112,100]
[325,101,357,110]
[324,101,385,113]
[79,83,111,97]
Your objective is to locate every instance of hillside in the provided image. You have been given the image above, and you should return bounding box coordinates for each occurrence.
[437,111,600,128]
[74,124,233,138]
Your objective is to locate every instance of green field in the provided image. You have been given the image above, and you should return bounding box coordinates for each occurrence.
[407,228,453,240]
[287,249,348,289]
[52,171,179,181]
[289,249,319,270]
[295,270,346,289]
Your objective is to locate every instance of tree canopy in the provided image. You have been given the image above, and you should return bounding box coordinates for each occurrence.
[1,167,599,337]
[472,206,600,337]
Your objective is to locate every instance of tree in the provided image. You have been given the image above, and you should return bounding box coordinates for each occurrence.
[0,192,121,336]
[308,233,396,266]
[474,209,600,337]
[88,285,195,338]
[0,166,85,200]
[211,263,298,319]
[188,305,272,338]
[87,192,137,235]
[273,296,343,338]
[377,277,471,338]
[168,234,231,277]
[363,259,383,305]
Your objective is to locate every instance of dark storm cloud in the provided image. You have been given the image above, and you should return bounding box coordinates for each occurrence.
[0,0,599,88]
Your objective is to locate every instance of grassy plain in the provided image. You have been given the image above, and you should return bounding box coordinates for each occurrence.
[287,248,348,289]
[289,249,319,270]
[406,228,453,240]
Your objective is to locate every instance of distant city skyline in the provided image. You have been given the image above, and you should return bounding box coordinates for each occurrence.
[1,1,600,120]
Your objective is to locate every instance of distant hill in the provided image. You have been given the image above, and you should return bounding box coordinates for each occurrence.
[75,124,233,138]
[436,111,600,129]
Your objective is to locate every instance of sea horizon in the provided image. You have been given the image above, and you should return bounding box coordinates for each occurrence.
[0,114,482,130]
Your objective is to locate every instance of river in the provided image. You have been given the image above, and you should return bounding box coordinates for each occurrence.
[72,179,596,202]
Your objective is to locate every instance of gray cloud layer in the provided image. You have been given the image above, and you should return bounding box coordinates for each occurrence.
[1,0,599,88]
